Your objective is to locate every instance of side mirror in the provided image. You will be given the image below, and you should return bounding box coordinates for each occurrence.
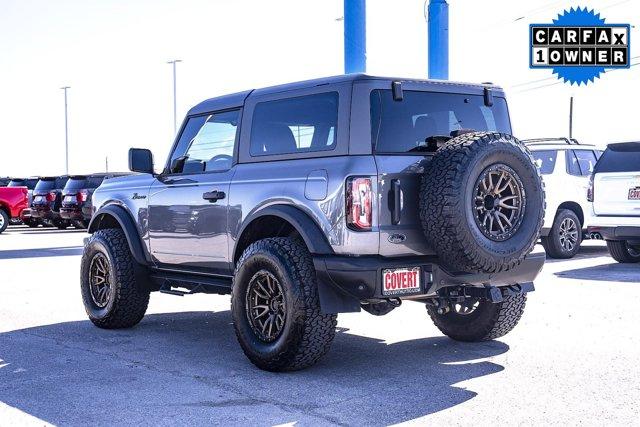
[128,148,154,174]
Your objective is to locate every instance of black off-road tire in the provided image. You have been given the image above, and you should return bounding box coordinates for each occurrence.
[420,132,545,274]
[81,228,150,328]
[606,240,640,263]
[0,209,9,234]
[231,237,337,372]
[541,209,582,259]
[427,294,527,342]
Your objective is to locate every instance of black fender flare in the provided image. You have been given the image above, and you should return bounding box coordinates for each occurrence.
[234,205,359,314]
[88,204,150,265]
[234,205,333,262]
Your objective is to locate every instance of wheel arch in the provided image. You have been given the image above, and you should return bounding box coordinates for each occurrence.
[232,205,333,266]
[88,204,150,265]
[557,202,584,227]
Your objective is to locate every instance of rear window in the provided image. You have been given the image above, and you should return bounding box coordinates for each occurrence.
[35,177,68,192]
[35,179,56,192]
[12,179,39,189]
[250,92,338,157]
[531,150,557,175]
[371,89,511,153]
[87,176,106,188]
[596,142,640,173]
[64,177,88,191]
[8,180,26,188]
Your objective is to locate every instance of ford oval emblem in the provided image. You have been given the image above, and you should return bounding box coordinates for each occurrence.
[388,233,406,244]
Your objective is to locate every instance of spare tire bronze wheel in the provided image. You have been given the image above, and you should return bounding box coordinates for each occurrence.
[420,132,545,274]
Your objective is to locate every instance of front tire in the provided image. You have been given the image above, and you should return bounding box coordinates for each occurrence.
[427,294,527,342]
[541,209,581,259]
[231,237,337,372]
[81,228,150,328]
[606,240,640,263]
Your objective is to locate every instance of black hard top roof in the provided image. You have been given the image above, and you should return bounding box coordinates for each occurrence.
[608,141,640,151]
[187,74,503,116]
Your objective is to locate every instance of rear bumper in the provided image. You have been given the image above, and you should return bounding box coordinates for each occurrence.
[31,206,59,220]
[313,251,545,303]
[588,225,640,241]
[60,206,86,220]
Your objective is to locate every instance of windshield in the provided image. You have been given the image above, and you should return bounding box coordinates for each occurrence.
[371,89,511,154]
[531,150,558,175]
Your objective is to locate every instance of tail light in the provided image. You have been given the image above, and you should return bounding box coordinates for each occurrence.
[587,174,594,202]
[76,191,88,202]
[46,192,56,202]
[346,177,373,231]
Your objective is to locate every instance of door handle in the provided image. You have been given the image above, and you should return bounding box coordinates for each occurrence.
[391,179,401,225]
[202,190,226,202]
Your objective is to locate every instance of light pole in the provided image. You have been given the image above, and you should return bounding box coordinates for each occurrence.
[167,59,182,135]
[61,86,70,174]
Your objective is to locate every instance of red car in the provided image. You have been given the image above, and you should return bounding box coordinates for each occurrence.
[0,186,28,233]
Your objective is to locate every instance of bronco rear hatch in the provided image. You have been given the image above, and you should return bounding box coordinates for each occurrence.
[370,85,512,257]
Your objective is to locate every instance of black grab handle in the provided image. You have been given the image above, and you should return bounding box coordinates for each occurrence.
[202,190,226,202]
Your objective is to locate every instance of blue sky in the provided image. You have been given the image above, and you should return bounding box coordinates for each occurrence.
[0,0,637,176]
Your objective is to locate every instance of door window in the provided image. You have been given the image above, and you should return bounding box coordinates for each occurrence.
[573,150,598,176]
[170,109,240,173]
[565,150,582,176]
[531,150,557,175]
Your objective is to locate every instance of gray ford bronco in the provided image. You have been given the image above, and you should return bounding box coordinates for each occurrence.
[82,74,545,371]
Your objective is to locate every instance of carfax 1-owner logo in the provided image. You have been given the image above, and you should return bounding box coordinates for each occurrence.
[529,7,630,85]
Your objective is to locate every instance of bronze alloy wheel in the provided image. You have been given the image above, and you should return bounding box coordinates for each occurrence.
[473,164,526,241]
[245,270,286,343]
[89,253,111,308]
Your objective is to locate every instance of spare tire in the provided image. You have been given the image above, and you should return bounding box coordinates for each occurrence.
[419,132,544,274]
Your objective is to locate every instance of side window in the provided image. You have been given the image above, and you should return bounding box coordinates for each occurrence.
[530,150,557,175]
[566,150,581,176]
[574,150,598,176]
[250,92,338,156]
[169,109,240,173]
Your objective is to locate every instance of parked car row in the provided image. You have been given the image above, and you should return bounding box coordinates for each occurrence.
[0,173,129,233]
[525,138,640,263]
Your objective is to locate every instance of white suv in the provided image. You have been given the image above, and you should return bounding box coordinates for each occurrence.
[587,142,640,263]
[525,138,603,258]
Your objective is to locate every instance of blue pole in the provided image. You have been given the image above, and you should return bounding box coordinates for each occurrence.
[344,0,366,74]
[428,0,449,79]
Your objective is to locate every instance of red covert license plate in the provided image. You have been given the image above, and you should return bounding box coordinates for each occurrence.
[629,187,640,200]
[382,267,421,296]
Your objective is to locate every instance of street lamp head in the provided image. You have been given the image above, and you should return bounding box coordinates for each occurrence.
[166,59,182,64]
[60,86,70,90]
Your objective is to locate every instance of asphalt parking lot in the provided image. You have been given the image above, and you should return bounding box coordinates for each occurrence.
[1,225,639,426]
